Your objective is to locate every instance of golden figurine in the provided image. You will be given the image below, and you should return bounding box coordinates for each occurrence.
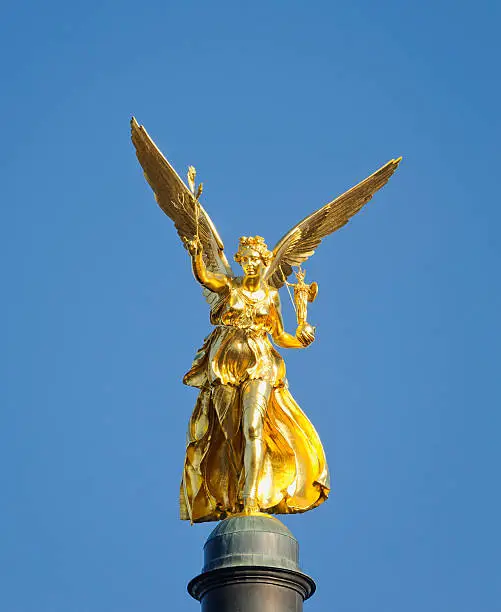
[131,117,401,523]
[285,268,318,327]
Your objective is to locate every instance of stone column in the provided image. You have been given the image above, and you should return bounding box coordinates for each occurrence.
[188,514,316,611]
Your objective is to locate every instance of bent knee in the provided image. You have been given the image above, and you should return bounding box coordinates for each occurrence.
[245,423,263,440]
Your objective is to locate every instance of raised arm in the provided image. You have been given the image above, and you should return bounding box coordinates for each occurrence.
[271,290,315,349]
[185,236,230,293]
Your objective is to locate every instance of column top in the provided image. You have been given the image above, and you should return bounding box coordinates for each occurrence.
[203,514,300,572]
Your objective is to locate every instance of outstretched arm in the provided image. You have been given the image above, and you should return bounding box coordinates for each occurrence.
[271,290,315,349]
[185,236,229,293]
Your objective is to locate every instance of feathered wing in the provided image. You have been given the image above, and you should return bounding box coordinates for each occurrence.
[131,118,234,305]
[265,158,401,288]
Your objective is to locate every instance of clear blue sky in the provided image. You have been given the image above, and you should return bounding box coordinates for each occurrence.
[2,1,500,611]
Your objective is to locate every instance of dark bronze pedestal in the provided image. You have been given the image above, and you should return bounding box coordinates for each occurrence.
[188,515,316,611]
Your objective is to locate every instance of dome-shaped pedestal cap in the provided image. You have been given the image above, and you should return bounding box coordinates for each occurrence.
[203,513,300,573]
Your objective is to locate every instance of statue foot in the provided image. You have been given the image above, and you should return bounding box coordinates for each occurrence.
[242,498,260,515]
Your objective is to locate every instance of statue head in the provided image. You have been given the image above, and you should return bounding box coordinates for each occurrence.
[295,268,306,282]
[234,236,273,278]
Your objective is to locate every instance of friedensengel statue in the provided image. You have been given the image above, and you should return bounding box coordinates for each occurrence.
[131,118,401,523]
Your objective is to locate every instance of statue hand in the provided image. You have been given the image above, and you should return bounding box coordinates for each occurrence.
[184,235,203,257]
[296,322,316,347]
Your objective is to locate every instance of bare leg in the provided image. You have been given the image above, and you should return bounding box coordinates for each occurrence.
[242,379,272,513]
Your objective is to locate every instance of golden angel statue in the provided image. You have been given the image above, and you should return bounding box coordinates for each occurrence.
[131,118,401,523]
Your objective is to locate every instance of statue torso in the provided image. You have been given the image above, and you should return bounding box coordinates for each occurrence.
[219,278,275,334]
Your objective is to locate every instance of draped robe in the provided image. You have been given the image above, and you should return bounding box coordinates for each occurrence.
[180,278,330,522]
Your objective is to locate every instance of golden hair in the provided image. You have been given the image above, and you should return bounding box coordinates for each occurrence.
[234,236,273,266]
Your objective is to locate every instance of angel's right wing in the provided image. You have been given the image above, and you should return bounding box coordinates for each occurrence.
[131,118,234,306]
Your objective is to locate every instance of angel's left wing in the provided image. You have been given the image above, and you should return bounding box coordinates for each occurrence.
[131,118,234,306]
[265,158,401,289]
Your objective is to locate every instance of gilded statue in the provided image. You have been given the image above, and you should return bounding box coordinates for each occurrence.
[284,268,318,327]
[131,118,401,523]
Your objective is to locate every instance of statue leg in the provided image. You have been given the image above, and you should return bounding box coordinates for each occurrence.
[241,379,272,513]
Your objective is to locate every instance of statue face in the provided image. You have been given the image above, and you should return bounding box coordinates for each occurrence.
[238,247,265,278]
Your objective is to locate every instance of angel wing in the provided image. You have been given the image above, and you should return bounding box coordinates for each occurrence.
[131,118,234,306]
[265,158,401,289]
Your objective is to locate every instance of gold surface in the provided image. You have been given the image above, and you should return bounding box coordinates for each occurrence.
[285,269,318,327]
[131,117,401,522]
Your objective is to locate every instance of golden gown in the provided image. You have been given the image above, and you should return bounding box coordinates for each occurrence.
[180,278,330,522]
